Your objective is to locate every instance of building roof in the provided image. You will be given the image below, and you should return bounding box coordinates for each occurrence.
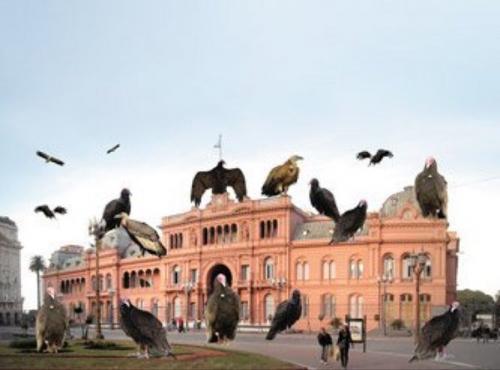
[293,221,333,240]
[380,186,419,218]
[101,228,140,258]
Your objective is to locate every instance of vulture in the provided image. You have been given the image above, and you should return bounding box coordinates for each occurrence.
[356,149,393,165]
[36,287,68,353]
[119,299,174,359]
[262,155,303,197]
[265,290,302,340]
[415,157,448,219]
[35,205,56,219]
[101,188,131,232]
[205,274,240,343]
[309,179,340,222]
[330,200,367,244]
[106,144,120,154]
[410,301,461,362]
[36,151,65,166]
[356,151,371,161]
[53,206,67,215]
[115,213,167,258]
[191,160,247,207]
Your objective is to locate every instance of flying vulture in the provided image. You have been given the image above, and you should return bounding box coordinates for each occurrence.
[115,213,167,258]
[410,301,460,362]
[36,287,68,353]
[415,157,448,219]
[330,200,367,244]
[119,299,174,359]
[265,289,302,340]
[309,179,340,222]
[35,205,56,219]
[101,188,131,232]
[262,155,303,196]
[356,149,393,165]
[205,274,240,344]
[53,206,67,215]
[191,160,247,207]
[36,151,65,166]
[106,144,120,154]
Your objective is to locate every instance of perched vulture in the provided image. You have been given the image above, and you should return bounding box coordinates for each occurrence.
[330,200,367,244]
[262,155,303,196]
[115,213,167,258]
[410,301,461,362]
[119,299,174,359]
[36,151,65,166]
[106,144,120,154]
[309,179,340,222]
[36,287,68,353]
[191,160,247,207]
[356,151,371,161]
[266,290,302,340]
[101,188,131,232]
[205,274,240,343]
[53,206,67,215]
[35,205,56,219]
[415,157,448,219]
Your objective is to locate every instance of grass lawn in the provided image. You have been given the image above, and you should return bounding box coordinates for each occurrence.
[0,339,302,370]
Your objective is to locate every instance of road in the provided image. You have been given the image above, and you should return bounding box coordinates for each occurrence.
[94,328,500,370]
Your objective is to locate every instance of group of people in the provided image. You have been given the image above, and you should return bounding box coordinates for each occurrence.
[318,325,354,368]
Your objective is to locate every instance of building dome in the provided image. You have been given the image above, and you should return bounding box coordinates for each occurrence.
[101,227,141,258]
[380,186,419,219]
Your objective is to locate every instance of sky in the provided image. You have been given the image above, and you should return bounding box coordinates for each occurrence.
[0,1,499,310]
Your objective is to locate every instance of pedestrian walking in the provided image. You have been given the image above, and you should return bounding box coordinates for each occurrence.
[317,327,333,365]
[337,324,354,369]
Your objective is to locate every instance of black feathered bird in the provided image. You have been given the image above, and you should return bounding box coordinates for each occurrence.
[410,301,460,362]
[330,200,367,243]
[309,179,340,222]
[191,160,247,207]
[115,213,167,258]
[205,274,240,344]
[265,290,302,340]
[119,299,174,359]
[415,157,448,219]
[53,206,67,215]
[36,287,68,353]
[356,151,371,161]
[106,144,120,154]
[36,151,65,166]
[35,205,56,219]
[101,188,131,232]
[369,149,393,165]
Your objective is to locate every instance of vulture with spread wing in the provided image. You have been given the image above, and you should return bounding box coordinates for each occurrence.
[369,149,393,165]
[101,188,131,232]
[106,144,120,154]
[415,157,448,219]
[36,287,68,353]
[36,151,65,166]
[309,179,340,222]
[266,290,302,340]
[191,160,247,207]
[120,299,174,359]
[115,213,166,258]
[35,205,56,219]
[205,274,240,344]
[330,200,367,243]
[262,155,303,196]
[410,301,460,362]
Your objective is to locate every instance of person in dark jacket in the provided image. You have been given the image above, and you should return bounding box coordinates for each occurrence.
[317,327,333,364]
[337,325,354,369]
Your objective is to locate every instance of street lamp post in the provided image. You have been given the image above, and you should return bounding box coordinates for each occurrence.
[108,288,115,330]
[377,274,393,336]
[183,281,194,331]
[88,219,104,340]
[408,251,427,343]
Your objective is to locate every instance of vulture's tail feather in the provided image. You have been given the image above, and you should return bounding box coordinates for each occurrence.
[265,328,277,340]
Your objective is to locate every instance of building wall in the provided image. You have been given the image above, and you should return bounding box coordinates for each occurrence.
[0,217,23,325]
[43,189,459,332]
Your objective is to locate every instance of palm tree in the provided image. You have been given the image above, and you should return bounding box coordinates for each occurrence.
[29,255,46,310]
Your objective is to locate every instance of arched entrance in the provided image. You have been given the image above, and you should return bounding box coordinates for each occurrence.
[206,264,233,296]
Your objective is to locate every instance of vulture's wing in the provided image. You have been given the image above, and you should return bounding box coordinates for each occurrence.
[35,205,55,218]
[332,207,366,242]
[50,156,65,166]
[315,188,340,222]
[224,168,247,201]
[418,313,452,350]
[129,307,163,342]
[106,144,120,154]
[262,165,284,195]
[266,300,289,340]
[53,206,67,215]
[123,219,166,257]
[356,151,371,160]
[380,149,393,158]
[36,151,50,160]
[191,170,215,206]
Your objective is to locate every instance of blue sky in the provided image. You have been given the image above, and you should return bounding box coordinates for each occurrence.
[1,1,499,309]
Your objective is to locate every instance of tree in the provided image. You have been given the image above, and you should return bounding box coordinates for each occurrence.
[29,255,46,310]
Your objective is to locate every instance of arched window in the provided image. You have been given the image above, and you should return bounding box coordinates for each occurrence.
[170,234,174,249]
[260,221,265,239]
[130,271,137,288]
[173,297,181,319]
[264,294,275,322]
[402,255,412,279]
[223,225,230,243]
[209,227,215,244]
[423,256,432,279]
[357,260,364,279]
[231,224,238,242]
[322,294,336,318]
[266,220,272,238]
[349,259,357,279]
[272,219,278,237]
[123,272,130,289]
[264,258,274,280]
[383,255,395,280]
[303,262,310,280]
[296,262,303,281]
[216,226,223,244]
[203,228,208,245]
[106,274,112,290]
[349,295,364,318]
[400,293,413,327]
[172,265,181,285]
[91,277,97,292]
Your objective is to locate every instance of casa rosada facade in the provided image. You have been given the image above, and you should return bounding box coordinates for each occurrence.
[42,186,459,332]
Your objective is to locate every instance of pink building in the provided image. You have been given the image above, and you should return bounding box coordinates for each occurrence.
[43,186,459,332]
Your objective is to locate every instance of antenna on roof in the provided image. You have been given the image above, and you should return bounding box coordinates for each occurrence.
[214,134,222,160]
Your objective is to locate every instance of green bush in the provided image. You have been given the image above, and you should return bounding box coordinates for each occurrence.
[9,339,37,349]
[390,319,405,330]
[82,340,133,350]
